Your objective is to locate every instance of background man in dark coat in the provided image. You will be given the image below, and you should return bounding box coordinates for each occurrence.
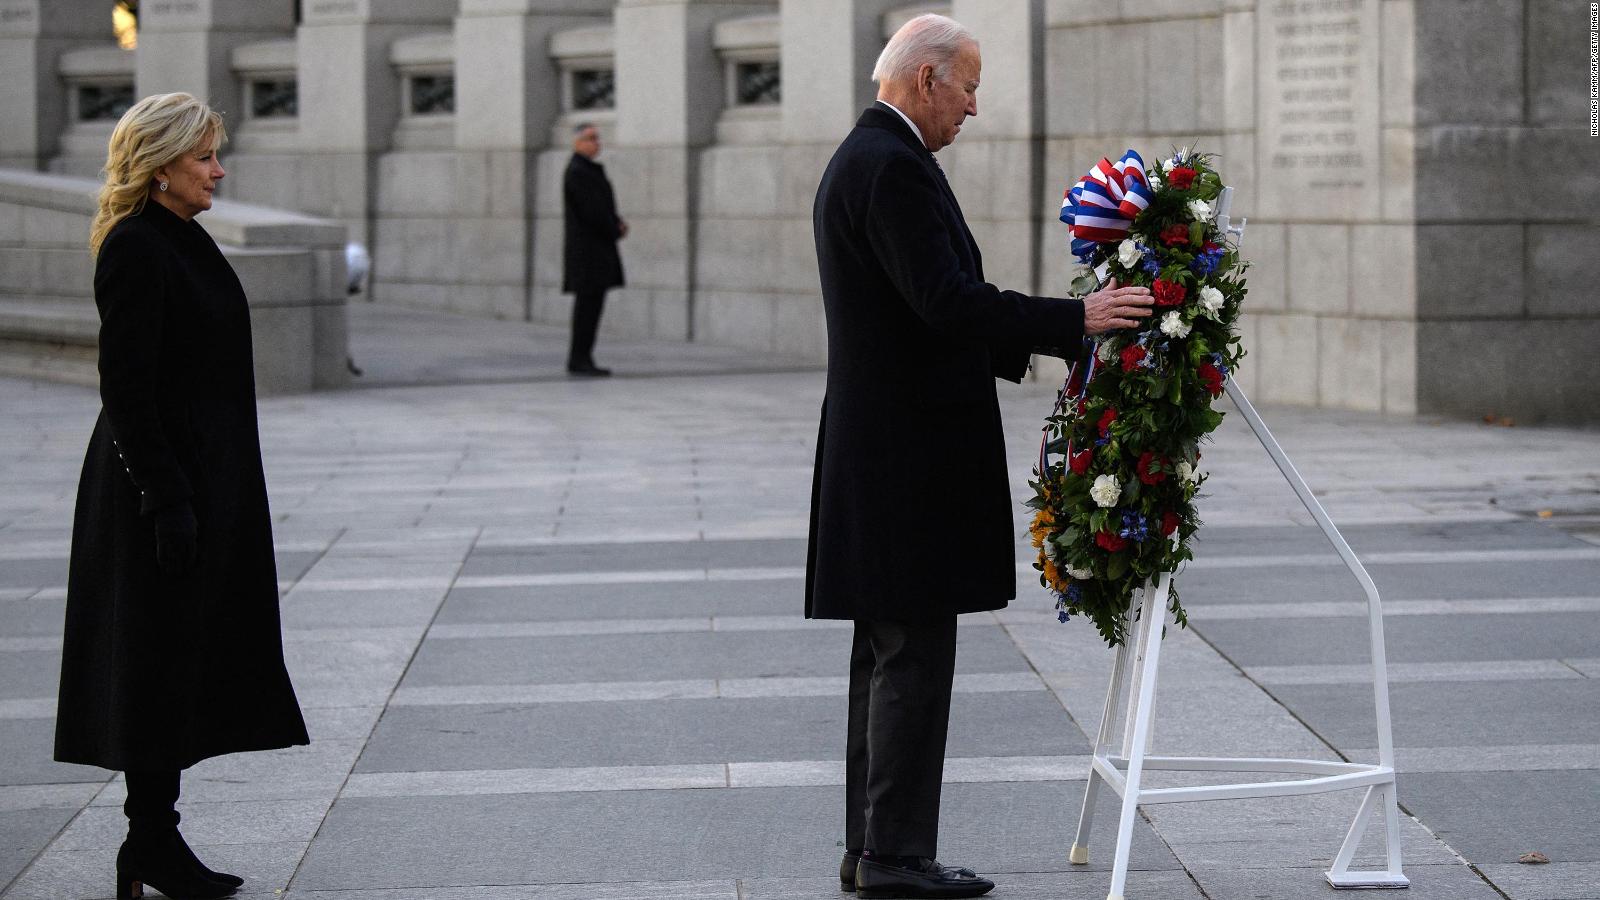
[807,14,1154,898]
[562,122,627,377]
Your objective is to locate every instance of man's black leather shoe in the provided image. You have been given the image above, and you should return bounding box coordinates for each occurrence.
[840,850,862,891]
[854,856,994,899]
[566,363,612,377]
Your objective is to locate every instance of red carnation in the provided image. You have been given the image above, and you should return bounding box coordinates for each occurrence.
[1197,361,1225,396]
[1119,343,1147,372]
[1137,451,1167,485]
[1069,449,1093,475]
[1096,530,1129,552]
[1153,278,1187,307]
[1097,407,1118,436]
[1160,510,1181,537]
[1159,223,1191,247]
[1168,166,1197,190]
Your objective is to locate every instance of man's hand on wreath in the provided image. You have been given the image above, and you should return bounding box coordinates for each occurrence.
[1082,278,1154,335]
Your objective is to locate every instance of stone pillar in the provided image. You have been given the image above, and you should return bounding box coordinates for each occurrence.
[454,0,611,320]
[778,0,899,143]
[0,0,108,169]
[1409,0,1600,422]
[613,0,769,340]
[947,0,1044,294]
[295,0,456,241]
[134,0,294,120]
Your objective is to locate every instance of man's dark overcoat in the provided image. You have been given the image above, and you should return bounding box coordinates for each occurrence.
[562,153,625,294]
[806,105,1086,622]
[55,200,309,771]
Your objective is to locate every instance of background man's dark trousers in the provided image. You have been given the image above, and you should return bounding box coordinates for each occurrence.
[567,289,607,371]
[846,617,959,857]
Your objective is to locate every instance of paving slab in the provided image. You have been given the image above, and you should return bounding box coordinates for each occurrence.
[1193,612,1600,666]
[437,580,801,623]
[1398,770,1600,865]
[1270,679,1600,748]
[398,624,1029,687]
[354,691,1089,772]
[290,782,1182,891]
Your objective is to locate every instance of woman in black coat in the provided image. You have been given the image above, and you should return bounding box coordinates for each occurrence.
[56,92,308,900]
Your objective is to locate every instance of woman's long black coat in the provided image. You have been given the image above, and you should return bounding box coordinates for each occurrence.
[55,200,308,771]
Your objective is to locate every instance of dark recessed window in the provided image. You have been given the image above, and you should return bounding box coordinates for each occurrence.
[735,61,780,105]
[409,75,455,115]
[250,79,298,118]
[572,69,615,111]
[78,84,135,121]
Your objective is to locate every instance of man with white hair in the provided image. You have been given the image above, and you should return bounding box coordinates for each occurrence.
[806,13,1153,898]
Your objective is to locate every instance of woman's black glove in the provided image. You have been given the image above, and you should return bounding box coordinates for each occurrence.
[153,503,198,575]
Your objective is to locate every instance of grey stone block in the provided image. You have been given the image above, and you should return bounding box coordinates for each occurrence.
[1528,0,1593,127]
[1526,225,1600,318]
[1413,0,1523,126]
[1414,224,1525,319]
[1414,126,1600,222]
[1417,320,1600,424]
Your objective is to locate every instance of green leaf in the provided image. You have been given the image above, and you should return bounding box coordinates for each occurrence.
[1106,552,1129,580]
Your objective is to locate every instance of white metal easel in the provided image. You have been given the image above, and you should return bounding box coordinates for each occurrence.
[1066,189,1408,899]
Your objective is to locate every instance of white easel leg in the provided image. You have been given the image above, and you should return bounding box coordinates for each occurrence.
[1324,784,1410,889]
[1106,579,1172,900]
[1072,626,1133,865]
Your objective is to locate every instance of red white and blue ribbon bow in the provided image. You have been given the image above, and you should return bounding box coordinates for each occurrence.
[1059,149,1152,260]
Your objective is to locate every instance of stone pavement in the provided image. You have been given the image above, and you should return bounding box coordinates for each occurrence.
[2,304,1598,900]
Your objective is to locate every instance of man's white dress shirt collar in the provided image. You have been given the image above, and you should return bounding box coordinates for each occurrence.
[876,99,929,150]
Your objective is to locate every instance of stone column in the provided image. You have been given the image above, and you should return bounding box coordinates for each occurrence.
[948,0,1044,291]
[294,0,456,242]
[777,0,899,143]
[612,0,770,340]
[134,0,294,119]
[0,0,108,169]
[454,0,611,320]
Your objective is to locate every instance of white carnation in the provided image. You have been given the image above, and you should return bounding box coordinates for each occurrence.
[1065,564,1093,580]
[1090,474,1121,508]
[1095,339,1116,363]
[1148,172,1162,190]
[1177,461,1197,485]
[1161,158,1175,174]
[1188,198,1213,221]
[1159,310,1191,339]
[1117,238,1141,268]
[1198,285,1225,318]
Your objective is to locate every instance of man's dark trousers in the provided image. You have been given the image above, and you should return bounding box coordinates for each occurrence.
[845,617,959,857]
[568,289,606,369]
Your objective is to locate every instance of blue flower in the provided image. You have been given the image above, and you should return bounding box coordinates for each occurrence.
[1057,608,1071,623]
[1066,583,1084,604]
[1118,510,1150,542]
[1141,254,1162,276]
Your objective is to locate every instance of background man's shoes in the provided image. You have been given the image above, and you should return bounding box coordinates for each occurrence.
[839,850,861,891]
[854,856,994,898]
[566,363,612,377]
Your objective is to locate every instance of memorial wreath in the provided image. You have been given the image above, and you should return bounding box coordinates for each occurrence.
[1028,148,1248,647]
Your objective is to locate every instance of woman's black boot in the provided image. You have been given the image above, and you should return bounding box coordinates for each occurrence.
[120,770,240,897]
[116,833,236,899]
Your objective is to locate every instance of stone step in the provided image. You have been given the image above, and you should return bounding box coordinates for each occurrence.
[0,296,100,386]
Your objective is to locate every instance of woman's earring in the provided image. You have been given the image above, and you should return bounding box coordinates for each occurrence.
[158,181,169,191]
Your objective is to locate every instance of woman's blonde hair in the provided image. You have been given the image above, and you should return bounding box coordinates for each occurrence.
[89,92,226,257]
